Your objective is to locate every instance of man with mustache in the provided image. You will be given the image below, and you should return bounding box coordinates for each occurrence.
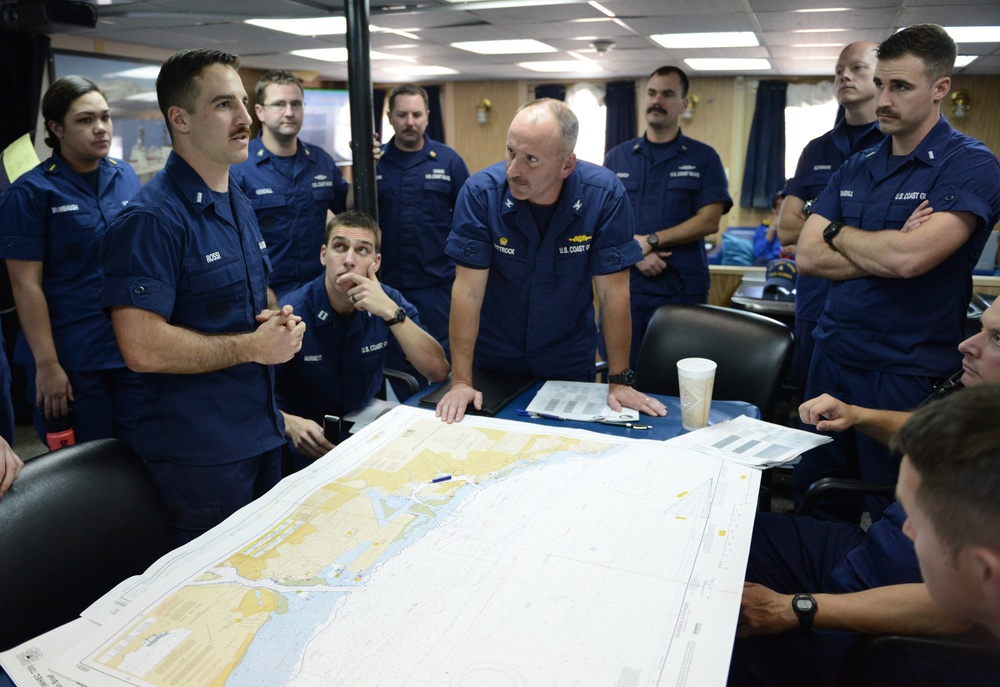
[795,24,1000,524]
[603,66,732,366]
[436,98,666,423]
[101,49,305,543]
[233,70,352,300]
[777,42,883,396]
[376,84,469,364]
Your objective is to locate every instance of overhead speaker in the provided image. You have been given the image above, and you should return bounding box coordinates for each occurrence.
[1,1,99,31]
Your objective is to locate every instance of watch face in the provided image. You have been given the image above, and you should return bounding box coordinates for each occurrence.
[794,597,811,611]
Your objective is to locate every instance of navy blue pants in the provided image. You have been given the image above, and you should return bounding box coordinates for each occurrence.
[143,447,283,545]
[599,290,706,369]
[729,512,995,687]
[792,350,933,523]
[792,316,817,397]
[22,360,143,450]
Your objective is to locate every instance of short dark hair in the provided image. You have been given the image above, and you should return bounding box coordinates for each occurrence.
[514,98,579,157]
[42,76,105,151]
[891,384,1000,557]
[388,84,429,113]
[255,69,303,105]
[156,49,241,139]
[648,65,690,98]
[877,24,956,85]
[325,210,382,252]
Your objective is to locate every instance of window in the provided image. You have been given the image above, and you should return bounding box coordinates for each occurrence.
[784,81,838,180]
[565,83,606,164]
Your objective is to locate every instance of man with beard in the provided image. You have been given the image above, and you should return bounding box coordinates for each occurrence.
[603,65,732,366]
[102,49,305,543]
[795,24,1000,524]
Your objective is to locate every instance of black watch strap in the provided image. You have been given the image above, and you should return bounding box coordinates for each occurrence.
[384,307,407,326]
[823,221,844,251]
[792,593,817,632]
[607,368,635,386]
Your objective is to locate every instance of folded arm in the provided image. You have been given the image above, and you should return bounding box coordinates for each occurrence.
[798,208,976,281]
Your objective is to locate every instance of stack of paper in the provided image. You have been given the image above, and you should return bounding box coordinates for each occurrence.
[524,380,639,423]
[665,415,832,468]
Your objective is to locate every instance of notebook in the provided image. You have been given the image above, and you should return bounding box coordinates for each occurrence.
[418,370,535,417]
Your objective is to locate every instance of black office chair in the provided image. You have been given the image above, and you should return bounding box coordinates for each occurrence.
[634,304,795,422]
[0,439,176,651]
[837,626,1000,686]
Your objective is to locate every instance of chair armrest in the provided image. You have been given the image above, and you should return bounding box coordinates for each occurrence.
[796,477,896,516]
[838,628,1000,686]
[383,368,420,397]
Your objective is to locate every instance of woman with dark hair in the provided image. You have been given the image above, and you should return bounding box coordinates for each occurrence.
[0,75,142,447]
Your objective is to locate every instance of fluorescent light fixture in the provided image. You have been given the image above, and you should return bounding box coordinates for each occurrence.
[107,66,161,79]
[793,7,850,12]
[944,26,1000,43]
[124,92,160,102]
[651,32,759,49]
[684,57,771,71]
[377,28,421,41]
[291,48,392,62]
[588,1,616,17]
[246,17,348,36]
[955,55,978,67]
[518,60,603,73]
[384,65,459,76]
[452,39,556,54]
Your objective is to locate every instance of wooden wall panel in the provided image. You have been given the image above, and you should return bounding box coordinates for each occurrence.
[445,81,528,175]
[949,75,1000,158]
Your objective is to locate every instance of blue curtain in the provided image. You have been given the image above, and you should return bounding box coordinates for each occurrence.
[425,85,445,143]
[534,84,566,101]
[372,88,385,141]
[740,80,787,209]
[604,80,636,156]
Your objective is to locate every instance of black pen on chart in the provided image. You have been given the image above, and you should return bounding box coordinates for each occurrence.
[431,474,452,483]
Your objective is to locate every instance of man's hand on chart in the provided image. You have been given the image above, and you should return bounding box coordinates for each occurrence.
[607,385,667,416]
[435,382,482,424]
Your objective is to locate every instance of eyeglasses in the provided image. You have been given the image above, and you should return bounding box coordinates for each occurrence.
[263,100,304,112]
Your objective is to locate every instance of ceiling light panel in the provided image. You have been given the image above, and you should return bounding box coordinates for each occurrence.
[451,39,557,54]
[650,32,759,49]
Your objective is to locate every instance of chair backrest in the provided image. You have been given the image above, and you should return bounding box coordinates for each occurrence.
[0,438,176,650]
[634,304,795,421]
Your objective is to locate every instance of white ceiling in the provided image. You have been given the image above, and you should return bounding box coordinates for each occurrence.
[36,0,1000,81]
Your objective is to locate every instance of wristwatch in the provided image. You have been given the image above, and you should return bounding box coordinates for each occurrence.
[801,198,815,218]
[384,307,407,326]
[646,233,660,248]
[607,368,636,387]
[823,221,845,251]
[792,593,818,632]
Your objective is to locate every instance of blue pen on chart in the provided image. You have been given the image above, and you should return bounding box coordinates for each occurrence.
[515,409,565,421]
[431,474,452,483]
